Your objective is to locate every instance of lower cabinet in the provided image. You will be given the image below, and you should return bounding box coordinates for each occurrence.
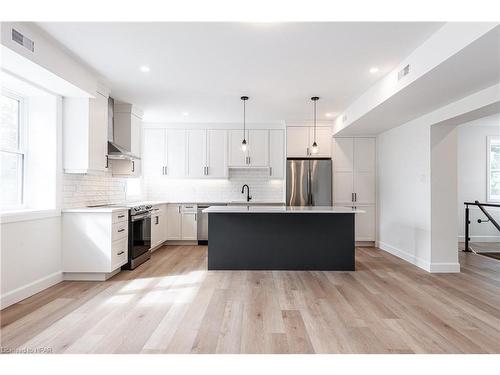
[354,205,376,242]
[151,204,167,250]
[166,204,198,241]
[62,209,129,280]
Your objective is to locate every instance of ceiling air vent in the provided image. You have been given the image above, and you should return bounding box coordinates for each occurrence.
[398,64,410,81]
[11,28,34,52]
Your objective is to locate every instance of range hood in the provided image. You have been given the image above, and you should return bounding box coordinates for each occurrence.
[107,97,141,160]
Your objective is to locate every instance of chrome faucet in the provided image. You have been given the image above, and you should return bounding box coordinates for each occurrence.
[241,184,252,202]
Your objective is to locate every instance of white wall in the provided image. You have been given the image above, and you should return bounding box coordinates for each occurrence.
[377,120,432,269]
[146,168,284,203]
[457,113,500,240]
[0,216,62,308]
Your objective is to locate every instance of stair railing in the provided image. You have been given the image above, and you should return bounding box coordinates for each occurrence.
[463,201,500,252]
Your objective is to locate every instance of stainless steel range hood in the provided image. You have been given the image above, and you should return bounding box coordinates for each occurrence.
[107,97,141,160]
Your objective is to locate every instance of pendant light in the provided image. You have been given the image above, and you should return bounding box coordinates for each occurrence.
[241,96,249,152]
[311,96,319,154]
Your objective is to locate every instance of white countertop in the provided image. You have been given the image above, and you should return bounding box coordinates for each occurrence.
[203,206,365,214]
[62,206,129,213]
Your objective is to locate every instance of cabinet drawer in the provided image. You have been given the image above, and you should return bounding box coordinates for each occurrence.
[112,221,129,241]
[182,204,197,213]
[112,210,128,224]
[111,238,128,270]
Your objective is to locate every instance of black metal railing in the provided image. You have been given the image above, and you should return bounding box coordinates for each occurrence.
[464,201,500,252]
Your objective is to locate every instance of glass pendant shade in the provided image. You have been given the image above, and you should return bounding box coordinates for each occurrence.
[241,139,247,152]
[311,141,319,154]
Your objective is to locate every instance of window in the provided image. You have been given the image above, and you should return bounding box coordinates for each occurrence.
[488,136,500,202]
[1,91,26,209]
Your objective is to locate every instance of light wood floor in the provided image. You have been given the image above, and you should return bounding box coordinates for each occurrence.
[1,245,500,354]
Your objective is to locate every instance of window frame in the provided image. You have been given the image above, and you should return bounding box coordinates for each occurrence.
[487,135,500,203]
[1,88,28,210]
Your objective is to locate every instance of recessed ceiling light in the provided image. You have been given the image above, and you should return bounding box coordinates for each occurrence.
[139,65,150,73]
[182,112,189,116]
[325,113,333,118]
[369,67,379,74]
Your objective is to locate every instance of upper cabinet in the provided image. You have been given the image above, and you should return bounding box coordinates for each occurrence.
[269,129,284,178]
[286,126,332,157]
[143,127,284,180]
[228,129,269,167]
[63,87,109,174]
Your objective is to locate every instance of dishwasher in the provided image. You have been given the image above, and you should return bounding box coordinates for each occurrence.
[197,204,225,245]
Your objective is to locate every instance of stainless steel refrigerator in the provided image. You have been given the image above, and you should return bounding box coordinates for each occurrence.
[286,158,332,206]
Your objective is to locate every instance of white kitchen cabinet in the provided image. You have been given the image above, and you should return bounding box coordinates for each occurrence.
[62,209,129,280]
[181,205,197,240]
[187,129,207,178]
[309,127,332,157]
[355,205,376,242]
[269,129,284,178]
[207,129,228,178]
[286,126,332,157]
[229,129,248,167]
[166,129,186,177]
[228,129,269,167]
[332,137,376,241]
[166,204,182,240]
[166,204,197,241]
[151,204,167,250]
[63,90,109,174]
[248,129,269,166]
[143,128,166,176]
[286,127,310,157]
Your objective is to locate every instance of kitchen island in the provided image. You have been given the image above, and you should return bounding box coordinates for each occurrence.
[203,206,363,271]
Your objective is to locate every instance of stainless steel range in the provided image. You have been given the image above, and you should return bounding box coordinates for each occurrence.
[123,204,153,270]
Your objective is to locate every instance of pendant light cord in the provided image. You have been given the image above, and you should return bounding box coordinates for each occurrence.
[313,99,316,142]
[243,99,246,139]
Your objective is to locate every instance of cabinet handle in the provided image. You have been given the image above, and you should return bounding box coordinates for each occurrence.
[178,206,181,213]
[117,251,125,255]
[132,161,135,172]
[195,213,197,222]
[118,214,125,219]
[354,193,357,202]
[351,193,354,202]
[105,155,109,169]
[118,228,125,233]
[269,167,272,176]
[248,156,251,165]
[156,216,159,225]
[165,166,168,175]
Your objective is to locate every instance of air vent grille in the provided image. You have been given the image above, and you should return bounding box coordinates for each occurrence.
[398,64,410,80]
[11,28,34,52]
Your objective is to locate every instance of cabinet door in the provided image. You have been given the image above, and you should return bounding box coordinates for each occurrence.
[354,172,375,204]
[248,129,269,166]
[334,172,354,204]
[310,127,332,157]
[207,129,228,177]
[181,212,197,240]
[166,129,186,177]
[269,129,284,178]
[187,129,207,178]
[355,205,376,241]
[286,127,309,157]
[354,138,376,173]
[88,92,108,172]
[166,205,182,240]
[151,210,162,248]
[229,129,248,167]
[143,129,166,176]
[333,138,354,172]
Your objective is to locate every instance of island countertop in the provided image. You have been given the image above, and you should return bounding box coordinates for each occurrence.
[203,205,364,214]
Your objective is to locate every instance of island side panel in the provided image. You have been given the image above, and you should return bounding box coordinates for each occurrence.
[207,212,355,271]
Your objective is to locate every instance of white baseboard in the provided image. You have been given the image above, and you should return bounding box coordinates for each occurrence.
[377,241,460,273]
[458,235,500,242]
[0,271,63,310]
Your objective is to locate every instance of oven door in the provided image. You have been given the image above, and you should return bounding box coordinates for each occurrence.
[130,213,151,259]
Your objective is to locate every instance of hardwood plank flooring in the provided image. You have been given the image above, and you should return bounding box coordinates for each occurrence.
[1,245,500,354]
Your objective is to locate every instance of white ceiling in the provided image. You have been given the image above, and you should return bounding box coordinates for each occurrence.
[36,22,443,123]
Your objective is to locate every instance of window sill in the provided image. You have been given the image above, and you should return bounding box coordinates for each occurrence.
[0,208,61,224]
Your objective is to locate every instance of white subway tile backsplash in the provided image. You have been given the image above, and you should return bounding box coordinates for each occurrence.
[146,168,284,203]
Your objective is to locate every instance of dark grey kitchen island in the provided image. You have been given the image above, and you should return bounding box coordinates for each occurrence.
[203,206,363,271]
